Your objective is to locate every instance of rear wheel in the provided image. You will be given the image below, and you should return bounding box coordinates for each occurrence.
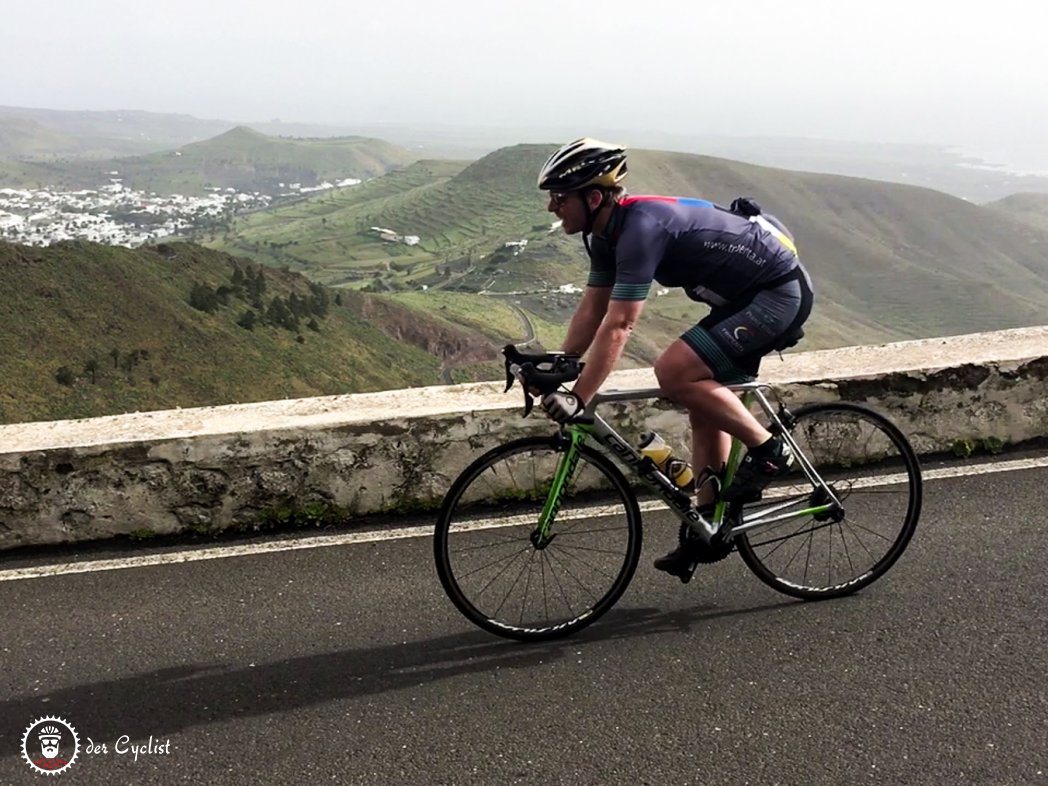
[434,435,642,641]
[735,402,922,599]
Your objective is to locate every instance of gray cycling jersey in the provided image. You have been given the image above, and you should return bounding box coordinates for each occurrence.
[586,195,801,306]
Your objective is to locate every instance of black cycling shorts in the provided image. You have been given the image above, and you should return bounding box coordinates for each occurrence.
[680,267,814,383]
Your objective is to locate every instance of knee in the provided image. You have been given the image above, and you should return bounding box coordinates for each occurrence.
[654,355,686,399]
[658,360,700,402]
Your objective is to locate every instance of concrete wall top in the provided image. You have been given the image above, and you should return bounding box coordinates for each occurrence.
[3,325,1048,454]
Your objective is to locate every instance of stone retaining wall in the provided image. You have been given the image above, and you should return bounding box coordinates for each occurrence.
[1,327,1046,550]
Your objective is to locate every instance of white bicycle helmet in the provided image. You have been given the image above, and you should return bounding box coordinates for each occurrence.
[537,137,628,191]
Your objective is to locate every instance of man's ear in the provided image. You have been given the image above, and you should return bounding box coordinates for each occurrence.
[586,189,606,210]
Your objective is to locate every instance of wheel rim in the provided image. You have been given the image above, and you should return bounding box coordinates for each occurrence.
[436,440,640,638]
[738,404,921,596]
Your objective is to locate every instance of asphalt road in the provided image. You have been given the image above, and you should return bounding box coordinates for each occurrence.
[1,452,1046,785]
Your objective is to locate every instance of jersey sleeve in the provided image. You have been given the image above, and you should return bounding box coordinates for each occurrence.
[586,236,615,287]
[610,209,669,301]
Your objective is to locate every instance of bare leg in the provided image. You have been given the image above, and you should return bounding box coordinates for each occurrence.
[655,339,772,505]
[690,414,731,506]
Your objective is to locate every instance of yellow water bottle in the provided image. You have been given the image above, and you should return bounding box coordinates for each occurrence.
[638,432,694,488]
[666,457,695,489]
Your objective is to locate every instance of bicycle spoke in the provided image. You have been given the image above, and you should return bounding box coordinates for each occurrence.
[737,402,921,598]
[546,541,622,585]
[454,533,537,553]
[457,542,533,581]
[779,526,814,578]
[547,541,633,558]
[747,517,823,553]
[546,549,586,618]
[837,511,895,543]
[545,523,626,537]
[436,436,641,640]
[827,521,834,587]
[519,554,536,626]
[479,549,532,607]
[837,519,855,579]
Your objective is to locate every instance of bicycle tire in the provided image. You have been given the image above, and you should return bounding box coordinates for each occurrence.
[434,435,642,641]
[735,402,922,599]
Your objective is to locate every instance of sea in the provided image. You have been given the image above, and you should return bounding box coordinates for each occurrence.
[949,145,1048,179]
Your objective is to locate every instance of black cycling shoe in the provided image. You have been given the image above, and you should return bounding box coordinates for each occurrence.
[721,438,794,503]
[653,544,701,584]
[654,504,714,584]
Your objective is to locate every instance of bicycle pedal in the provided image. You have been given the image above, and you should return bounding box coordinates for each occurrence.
[654,553,699,583]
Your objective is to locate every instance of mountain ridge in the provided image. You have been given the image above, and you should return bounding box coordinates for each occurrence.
[5,105,1048,201]
[0,127,421,196]
[5,140,1048,424]
[212,143,1048,351]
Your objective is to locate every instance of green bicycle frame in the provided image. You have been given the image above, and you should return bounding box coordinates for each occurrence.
[533,425,590,548]
[531,384,840,546]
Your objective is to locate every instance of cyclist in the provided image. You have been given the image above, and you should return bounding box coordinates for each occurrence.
[536,137,814,581]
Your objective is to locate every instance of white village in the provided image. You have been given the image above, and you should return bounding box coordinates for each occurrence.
[0,174,361,248]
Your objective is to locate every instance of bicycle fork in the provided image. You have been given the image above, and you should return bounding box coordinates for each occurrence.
[531,428,587,549]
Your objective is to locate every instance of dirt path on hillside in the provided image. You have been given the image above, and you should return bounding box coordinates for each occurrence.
[439,300,538,384]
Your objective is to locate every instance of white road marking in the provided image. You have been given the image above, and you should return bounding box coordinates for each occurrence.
[2,455,1046,583]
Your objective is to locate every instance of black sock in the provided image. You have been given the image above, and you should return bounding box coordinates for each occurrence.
[750,436,779,457]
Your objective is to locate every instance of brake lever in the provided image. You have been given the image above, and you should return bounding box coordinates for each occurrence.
[522,389,535,417]
[504,361,536,416]
[501,345,584,419]
[517,363,537,417]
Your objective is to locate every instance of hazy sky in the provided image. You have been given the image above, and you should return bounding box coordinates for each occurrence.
[7,0,1047,165]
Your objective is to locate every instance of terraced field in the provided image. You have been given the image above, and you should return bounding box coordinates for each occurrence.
[210,143,1048,357]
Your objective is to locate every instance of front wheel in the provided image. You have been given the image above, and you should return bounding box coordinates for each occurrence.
[434,435,642,641]
[736,402,922,599]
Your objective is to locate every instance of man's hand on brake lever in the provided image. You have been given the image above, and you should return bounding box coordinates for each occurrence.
[541,391,586,423]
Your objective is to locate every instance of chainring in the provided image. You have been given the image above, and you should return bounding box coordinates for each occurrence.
[677,522,735,564]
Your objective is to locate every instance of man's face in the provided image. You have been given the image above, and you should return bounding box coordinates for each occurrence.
[40,738,60,758]
[546,189,587,234]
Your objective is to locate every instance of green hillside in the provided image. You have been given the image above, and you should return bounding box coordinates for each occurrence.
[0,240,512,425]
[0,127,420,196]
[988,193,1048,234]
[0,106,234,159]
[0,159,51,189]
[0,113,176,161]
[7,143,1048,424]
[209,158,474,279]
[0,117,82,158]
[210,144,1048,355]
[625,149,1048,340]
[207,150,553,282]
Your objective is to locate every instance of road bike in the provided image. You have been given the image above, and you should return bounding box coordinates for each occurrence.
[434,346,923,641]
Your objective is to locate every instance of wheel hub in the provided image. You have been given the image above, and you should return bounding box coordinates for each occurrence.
[810,486,845,522]
[530,530,557,550]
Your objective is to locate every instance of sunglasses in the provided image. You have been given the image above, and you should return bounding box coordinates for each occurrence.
[548,191,574,208]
